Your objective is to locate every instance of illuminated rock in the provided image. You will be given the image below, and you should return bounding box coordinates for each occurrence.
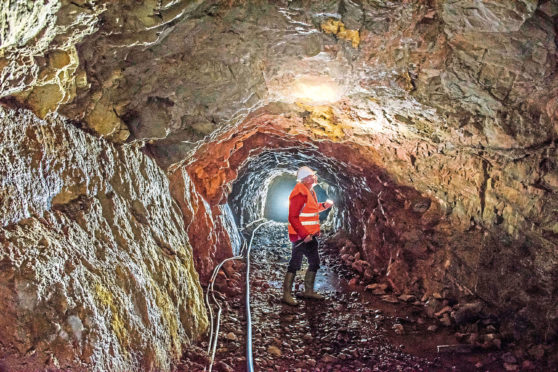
[0,107,207,370]
[0,0,557,364]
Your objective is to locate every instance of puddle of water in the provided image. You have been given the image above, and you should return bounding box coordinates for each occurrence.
[315,268,344,293]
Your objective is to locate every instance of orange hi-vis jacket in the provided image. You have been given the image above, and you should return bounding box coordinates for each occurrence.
[288,182,327,236]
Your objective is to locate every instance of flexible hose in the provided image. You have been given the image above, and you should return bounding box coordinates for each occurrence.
[206,241,246,353]
[204,219,272,372]
[205,255,244,372]
[245,220,273,372]
[206,252,241,353]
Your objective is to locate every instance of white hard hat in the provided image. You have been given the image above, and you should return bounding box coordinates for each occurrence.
[296,166,316,181]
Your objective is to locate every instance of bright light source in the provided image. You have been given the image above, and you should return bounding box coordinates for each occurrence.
[264,176,297,222]
[361,119,384,132]
[290,76,343,105]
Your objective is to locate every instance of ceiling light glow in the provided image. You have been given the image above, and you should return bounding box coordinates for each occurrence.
[290,76,343,105]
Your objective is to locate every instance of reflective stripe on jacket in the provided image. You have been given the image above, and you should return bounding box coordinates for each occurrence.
[288,182,322,235]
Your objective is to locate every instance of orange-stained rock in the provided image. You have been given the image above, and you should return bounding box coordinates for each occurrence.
[168,167,234,284]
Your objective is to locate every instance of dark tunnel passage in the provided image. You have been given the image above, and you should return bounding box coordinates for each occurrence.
[225,145,437,291]
[229,149,367,239]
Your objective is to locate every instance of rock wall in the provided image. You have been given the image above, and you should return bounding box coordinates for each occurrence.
[0,0,102,98]
[0,107,207,371]
[181,108,558,343]
[1,0,557,350]
[168,167,240,284]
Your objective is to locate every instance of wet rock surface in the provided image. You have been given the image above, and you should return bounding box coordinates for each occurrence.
[182,222,557,371]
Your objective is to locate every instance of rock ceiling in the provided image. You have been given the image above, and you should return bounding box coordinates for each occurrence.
[4,0,556,230]
[4,1,556,149]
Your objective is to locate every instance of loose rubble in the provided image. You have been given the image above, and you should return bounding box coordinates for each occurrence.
[179,222,557,371]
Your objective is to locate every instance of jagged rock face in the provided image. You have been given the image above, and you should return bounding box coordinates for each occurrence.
[168,167,241,283]
[1,0,558,357]
[0,1,102,118]
[0,107,207,371]
[183,103,557,342]
[5,1,556,147]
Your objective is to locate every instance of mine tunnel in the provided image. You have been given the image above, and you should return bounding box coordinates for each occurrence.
[1,1,558,371]
[231,151,339,228]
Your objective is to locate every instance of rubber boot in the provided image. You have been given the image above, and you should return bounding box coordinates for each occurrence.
[302,270,325,300]
[282,272,299,306]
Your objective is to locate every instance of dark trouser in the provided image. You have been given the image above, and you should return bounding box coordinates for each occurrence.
[287,237,320,273]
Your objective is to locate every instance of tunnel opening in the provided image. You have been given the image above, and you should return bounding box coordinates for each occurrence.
[183,119,462,299]
[195,131,461,305]
[229,149,344,238]
[263,174,295,222]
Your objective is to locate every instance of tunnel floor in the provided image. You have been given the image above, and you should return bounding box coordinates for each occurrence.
[179,221,533,371]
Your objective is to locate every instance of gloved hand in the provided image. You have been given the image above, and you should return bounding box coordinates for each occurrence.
[324,199,334,209]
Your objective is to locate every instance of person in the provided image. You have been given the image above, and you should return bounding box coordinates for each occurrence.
[282,166,334,306]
